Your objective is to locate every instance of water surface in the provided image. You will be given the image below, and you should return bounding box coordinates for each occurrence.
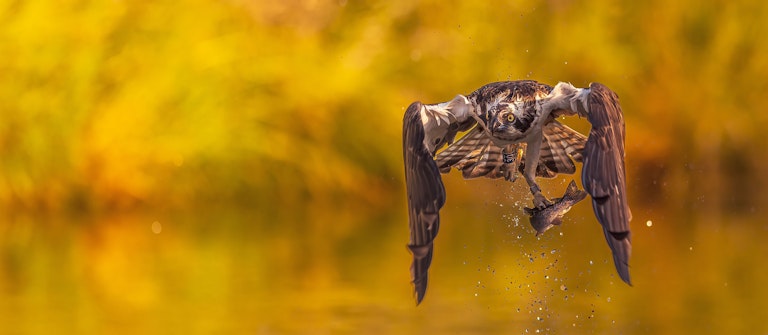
[2,192,765,334]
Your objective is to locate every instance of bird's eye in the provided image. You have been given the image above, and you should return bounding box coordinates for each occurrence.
[507,114,515,122]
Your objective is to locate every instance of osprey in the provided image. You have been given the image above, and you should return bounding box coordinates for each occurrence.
[402,80,631,304]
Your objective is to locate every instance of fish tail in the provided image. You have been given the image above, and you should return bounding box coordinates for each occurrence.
[523,207,535,216]
[563,180,587,200]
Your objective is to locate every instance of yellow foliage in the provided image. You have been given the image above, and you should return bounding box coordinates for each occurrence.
[0,0,767,213]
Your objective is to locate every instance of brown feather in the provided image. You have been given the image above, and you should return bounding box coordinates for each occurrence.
[436,121,586,180]
[403,102,446,304]
[581,82,632,285]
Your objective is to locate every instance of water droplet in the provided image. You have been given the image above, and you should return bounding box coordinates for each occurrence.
[607,297,612,302]
[564,61,568,65]
[151,221,162,234]
[410,49,422,61]
[646,220,653,227]
[589,260,593,265]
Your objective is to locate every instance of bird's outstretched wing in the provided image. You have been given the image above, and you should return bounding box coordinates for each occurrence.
[581,83,632,285]
[402,101,446,304]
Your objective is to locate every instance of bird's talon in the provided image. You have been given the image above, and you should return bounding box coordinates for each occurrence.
[533,192,552,209]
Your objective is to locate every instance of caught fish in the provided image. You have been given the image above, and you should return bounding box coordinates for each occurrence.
[524,180,587,236]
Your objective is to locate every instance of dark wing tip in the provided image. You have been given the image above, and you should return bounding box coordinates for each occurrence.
[408,243,433,305]
[414,277,427,305]
[603,228,632,285]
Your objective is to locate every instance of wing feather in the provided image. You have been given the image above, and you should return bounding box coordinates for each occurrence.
[403,102,446,304]
[435,128,493,174]
[436,121,586,180]
[435,128,512,180]
[581,83,632,285]
[537,121,587,176]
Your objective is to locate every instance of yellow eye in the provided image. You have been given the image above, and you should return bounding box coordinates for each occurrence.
[507,114,515,122]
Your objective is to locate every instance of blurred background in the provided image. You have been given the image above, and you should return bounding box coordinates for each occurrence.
[1,0,768,334]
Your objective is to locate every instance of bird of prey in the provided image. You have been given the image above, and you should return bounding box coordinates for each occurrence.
[402,80,631,304]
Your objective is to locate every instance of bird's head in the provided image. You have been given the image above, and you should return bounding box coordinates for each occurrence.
[489,102,530,142]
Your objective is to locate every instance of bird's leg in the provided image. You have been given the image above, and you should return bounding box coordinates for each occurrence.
[523,132,552,209]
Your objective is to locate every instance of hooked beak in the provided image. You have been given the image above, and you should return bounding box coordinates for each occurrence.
[488,117,498,136]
